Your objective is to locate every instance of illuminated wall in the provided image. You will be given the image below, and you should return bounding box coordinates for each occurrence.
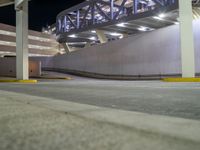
[48,19,200,77]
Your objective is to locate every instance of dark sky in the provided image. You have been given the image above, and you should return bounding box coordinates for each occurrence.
[0,0,84,31]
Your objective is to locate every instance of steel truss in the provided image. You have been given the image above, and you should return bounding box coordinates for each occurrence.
[192,0,200,7]
[56,0,178,42]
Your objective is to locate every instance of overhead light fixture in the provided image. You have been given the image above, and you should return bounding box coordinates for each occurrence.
[119,35,124,39]
[52,27,56,32]
[110,32,122,36]
[137,26,148,31]
[91,30,96,33]
[89,37,96,40]
[153,13,166,20]
[68,34,77,38]
[158,13,165,18]
[174,22,179,25]
[67,42,87,45]
[43,30,49,34]
[116,22,126,27]
[153,16,162,20]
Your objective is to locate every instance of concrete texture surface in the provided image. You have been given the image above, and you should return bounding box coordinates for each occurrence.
[0,72,200,120]
[0,90,200,150]
[1,72,200,149]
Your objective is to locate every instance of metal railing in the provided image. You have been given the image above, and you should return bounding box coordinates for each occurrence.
[192,0,200,6]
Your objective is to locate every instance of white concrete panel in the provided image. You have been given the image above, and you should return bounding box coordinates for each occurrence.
[16,0,29,80]
[179,0,195,77]
[0,57,41,77]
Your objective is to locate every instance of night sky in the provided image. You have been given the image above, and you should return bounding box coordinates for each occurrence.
[0,0,84,31]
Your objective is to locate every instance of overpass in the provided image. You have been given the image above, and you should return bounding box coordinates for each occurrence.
[56,0,200,44]
[56,0,179,43]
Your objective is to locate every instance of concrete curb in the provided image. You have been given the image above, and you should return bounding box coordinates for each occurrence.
[163,78,200,82]
[0,79,37,83]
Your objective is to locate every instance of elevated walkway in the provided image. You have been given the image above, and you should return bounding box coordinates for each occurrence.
[56,0,178,43]
[54,0,200,51]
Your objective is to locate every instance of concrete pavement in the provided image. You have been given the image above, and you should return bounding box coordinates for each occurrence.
[0,73,200,149]
[0,90,200,150]
[0,76,200,120]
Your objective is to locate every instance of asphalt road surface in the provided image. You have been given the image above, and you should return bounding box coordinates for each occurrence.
[0,72,200,120]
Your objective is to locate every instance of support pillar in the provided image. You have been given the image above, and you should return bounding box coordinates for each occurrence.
[62,43,71,53]
[85,42,91,48]
[179,0,195,78]
[122,33,129,38]
[95,29,108,44]
[15,0,29,80]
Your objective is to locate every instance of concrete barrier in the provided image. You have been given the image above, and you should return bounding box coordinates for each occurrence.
[32,19,200,79]
[0,57,41,77]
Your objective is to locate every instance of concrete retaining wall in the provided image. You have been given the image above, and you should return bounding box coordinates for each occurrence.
[34,19,200,78]
[0,57,41,77]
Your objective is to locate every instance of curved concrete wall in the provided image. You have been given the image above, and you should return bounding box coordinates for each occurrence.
[47,19,200,77]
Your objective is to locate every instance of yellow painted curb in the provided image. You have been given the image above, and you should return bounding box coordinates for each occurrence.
[163,78,200,82]
[0,79,37,83]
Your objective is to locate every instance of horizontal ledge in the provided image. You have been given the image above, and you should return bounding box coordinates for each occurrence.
[36,76,72,80]
[163,78,200,82]
[0,79,38,83]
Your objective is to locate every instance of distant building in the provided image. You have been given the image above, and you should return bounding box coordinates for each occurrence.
[0,23,59,57]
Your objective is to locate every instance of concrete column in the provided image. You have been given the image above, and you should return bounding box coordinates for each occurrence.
[95,29,107,44]
[122,33,129,38]
[15,0,29,80]
[84,42,91,48]
[62,43,71,53]
[179,0,195,78]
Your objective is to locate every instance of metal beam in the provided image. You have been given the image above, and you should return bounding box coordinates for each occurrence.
[0,0,14,7]
[61,43,71,53]
[56,0,178,43]
[57,3,178,43]
[96,29,107,43]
